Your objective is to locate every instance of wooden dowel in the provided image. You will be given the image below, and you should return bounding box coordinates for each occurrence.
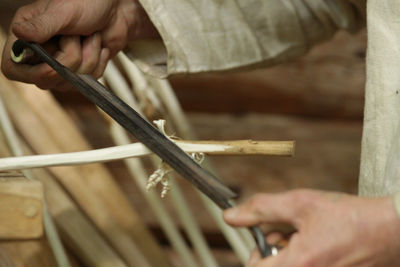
[104,64,200,267]
[0,139,294,171]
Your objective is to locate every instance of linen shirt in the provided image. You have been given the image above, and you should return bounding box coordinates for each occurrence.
[131,0,400,215]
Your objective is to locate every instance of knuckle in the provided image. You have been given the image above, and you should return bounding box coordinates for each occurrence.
[103,30,128,57]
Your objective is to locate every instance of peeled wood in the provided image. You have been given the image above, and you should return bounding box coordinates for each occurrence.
[0,178,43,239]
[0,77,169,267]
[0,140,294,171]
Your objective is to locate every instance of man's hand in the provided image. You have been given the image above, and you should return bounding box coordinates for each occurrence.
[1,0,157,90]
[224,189,400,267]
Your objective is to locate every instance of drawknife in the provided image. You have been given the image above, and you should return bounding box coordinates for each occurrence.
[11,39,277,258]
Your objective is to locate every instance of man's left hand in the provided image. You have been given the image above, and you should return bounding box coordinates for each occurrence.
[224,189,400,267]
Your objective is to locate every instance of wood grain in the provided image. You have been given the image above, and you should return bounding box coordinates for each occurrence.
[0,178,43,239]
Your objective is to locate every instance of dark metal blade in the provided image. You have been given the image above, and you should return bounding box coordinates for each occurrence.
[12,40,237,208]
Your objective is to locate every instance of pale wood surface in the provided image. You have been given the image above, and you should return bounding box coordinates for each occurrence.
[0,178,43,239]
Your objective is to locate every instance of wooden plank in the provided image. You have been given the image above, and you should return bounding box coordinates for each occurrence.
[0,178,43,239]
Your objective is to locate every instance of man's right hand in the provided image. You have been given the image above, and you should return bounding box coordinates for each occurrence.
[1,0,157,90]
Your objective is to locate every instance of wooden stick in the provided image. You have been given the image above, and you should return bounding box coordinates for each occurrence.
[0,139,294,171]
[0,76,168,267]
[150,77,256,263]
[113,56,220,267]
[103,64,200,267]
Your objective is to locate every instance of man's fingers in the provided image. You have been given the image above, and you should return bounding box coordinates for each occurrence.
[92,48,110,78]
[12,1,78,43]
[77,33,102,74]
[57,35,82,69]
[101,17,129,57]
[223,190,316,227]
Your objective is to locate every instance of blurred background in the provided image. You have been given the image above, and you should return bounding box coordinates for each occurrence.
[0,1,366,266]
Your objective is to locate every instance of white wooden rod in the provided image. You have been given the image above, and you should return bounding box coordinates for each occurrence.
[0,140,294,172]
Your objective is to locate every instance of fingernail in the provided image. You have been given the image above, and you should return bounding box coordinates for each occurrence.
[224,207,238,221]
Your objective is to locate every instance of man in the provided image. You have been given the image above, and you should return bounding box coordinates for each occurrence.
[2,0,400,266]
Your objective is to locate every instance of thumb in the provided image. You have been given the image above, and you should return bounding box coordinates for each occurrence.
[224,190,314,227]
[12,3,71,43]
